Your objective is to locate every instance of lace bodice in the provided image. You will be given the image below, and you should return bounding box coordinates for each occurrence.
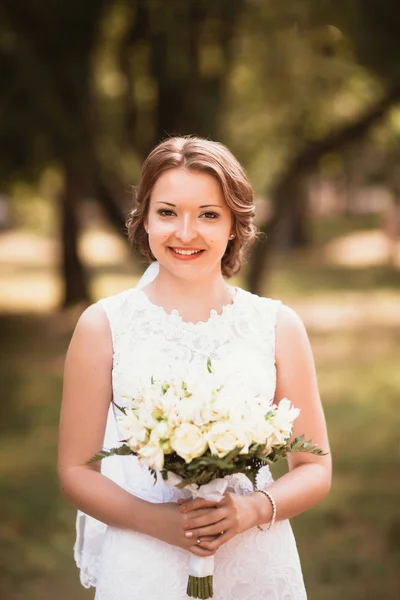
[105,286,280,404]
[100,286,281,504]
[75,286,306,598]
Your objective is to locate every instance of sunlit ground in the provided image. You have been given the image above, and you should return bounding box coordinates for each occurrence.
[0,221,399,599]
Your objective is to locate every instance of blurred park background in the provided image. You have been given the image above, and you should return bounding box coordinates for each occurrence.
[1,1,400,598]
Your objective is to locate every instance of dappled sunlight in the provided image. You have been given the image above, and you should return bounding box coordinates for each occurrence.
[291,291,400,331]
[0,272,62,313]
[0,230,58,267]
[92,273,139,299]
[324,229,400,268]
[0,229,139,312]
[79,229,132,266]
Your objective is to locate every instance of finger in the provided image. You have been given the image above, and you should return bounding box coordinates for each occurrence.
[218,492,235,506]
[183,508,226,531]
[199,530,231,552]
[180,498,218,512]
[188,536,217,556]
[177,497,190,505]
[182,507,223,528]
[185,518,229,540]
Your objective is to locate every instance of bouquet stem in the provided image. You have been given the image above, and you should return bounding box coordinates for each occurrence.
[187,575,213,599]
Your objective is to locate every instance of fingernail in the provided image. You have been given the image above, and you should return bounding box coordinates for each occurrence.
[180,505,187,512]
[185,531,193,538]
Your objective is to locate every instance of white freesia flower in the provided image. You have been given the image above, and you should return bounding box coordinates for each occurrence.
[137,442,165,470]
[171,423,208,463]
[149,420,173,452]
[245,418,274,448]
[136,404,158,429]
[273,398,300,437]
[117,409,149,451]
[207,420,249,458]
[174,395,199,425]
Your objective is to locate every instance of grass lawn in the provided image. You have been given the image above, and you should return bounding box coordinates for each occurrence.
[0,222,399,599]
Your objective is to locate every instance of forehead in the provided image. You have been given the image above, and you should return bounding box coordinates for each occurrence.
[151,168,226,205]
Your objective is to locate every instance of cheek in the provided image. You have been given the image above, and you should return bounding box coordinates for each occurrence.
[148,220,171,237]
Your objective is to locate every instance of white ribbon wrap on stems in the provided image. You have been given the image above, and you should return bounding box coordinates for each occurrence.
[166,474,229,579]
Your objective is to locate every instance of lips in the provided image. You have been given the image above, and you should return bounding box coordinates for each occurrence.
[171,248,203,255]
[168,247,205,260]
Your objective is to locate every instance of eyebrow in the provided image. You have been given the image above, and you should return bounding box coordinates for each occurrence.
[155,201,222,208]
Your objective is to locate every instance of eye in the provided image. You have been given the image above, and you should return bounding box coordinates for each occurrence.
[157,209,176,217]
[200,212,220,220]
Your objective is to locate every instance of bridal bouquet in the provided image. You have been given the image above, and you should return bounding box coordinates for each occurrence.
[90,359,323,599]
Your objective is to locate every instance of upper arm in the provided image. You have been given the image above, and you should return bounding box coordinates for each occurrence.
[58,303,113,478]
[274,304,331,473]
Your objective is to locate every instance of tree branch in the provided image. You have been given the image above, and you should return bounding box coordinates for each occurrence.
[247,83,400,294]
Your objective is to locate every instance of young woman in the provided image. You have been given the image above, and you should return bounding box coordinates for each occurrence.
[58,136,331,599]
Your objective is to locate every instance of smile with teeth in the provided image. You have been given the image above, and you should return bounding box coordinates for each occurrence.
[171,248,203,255]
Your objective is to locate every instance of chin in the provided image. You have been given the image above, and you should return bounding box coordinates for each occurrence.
[156,253,222,281]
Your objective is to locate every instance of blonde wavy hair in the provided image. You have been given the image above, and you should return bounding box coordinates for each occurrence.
[126,136,256,277]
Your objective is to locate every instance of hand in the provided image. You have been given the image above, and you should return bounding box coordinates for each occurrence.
[148,501,218,557]
[179,492,267,553]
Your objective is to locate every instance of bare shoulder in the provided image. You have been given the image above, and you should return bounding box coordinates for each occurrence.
[275,304,312,364]
[276,303,307,335]
[74,302,110,333]
[66,302,113,362]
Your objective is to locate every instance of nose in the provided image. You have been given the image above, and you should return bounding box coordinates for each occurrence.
[176,215,197,243]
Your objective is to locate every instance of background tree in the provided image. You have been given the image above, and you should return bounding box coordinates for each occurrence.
[1,0,400,302]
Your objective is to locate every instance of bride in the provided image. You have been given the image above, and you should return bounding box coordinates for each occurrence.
[58,136,331,599]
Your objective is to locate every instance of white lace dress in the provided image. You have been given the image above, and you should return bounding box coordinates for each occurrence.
[76,286,307,599]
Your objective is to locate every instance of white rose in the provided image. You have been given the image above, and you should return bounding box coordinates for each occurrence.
[207,420,249,458]
[170,423,208,463]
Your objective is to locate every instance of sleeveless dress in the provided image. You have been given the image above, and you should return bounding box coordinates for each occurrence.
[78,286,307,600]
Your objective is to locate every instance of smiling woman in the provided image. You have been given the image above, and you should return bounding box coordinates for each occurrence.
[145,169,233,281]
[126,136,256,279]
[58,136,331,600]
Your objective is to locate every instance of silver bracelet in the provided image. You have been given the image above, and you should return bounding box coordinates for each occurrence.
[256,489,276,532]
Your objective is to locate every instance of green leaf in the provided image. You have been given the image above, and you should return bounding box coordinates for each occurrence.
[207,357,212,373]
[87,443,133,464]
[111,400,126,415]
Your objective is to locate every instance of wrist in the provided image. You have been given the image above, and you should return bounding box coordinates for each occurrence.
[246,492,273,529]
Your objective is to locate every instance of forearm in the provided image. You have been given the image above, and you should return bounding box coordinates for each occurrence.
[59,466,159,536]
[247,462,331,527]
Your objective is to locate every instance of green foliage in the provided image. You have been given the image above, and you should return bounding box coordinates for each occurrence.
[88,444,132,463]
[92,437,324,488]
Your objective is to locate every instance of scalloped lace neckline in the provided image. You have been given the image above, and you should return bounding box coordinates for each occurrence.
[135,285,242,327]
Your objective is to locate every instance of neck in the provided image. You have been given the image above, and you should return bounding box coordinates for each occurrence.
[144,266,234,322]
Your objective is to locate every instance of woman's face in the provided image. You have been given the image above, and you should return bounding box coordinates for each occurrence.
[145,168,233,281]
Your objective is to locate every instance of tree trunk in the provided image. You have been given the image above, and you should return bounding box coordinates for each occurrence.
[275,176,311,250]
[60,166,90,307]
[246,84,400,295]
[247,178,297,296]
[94,173,129,235]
